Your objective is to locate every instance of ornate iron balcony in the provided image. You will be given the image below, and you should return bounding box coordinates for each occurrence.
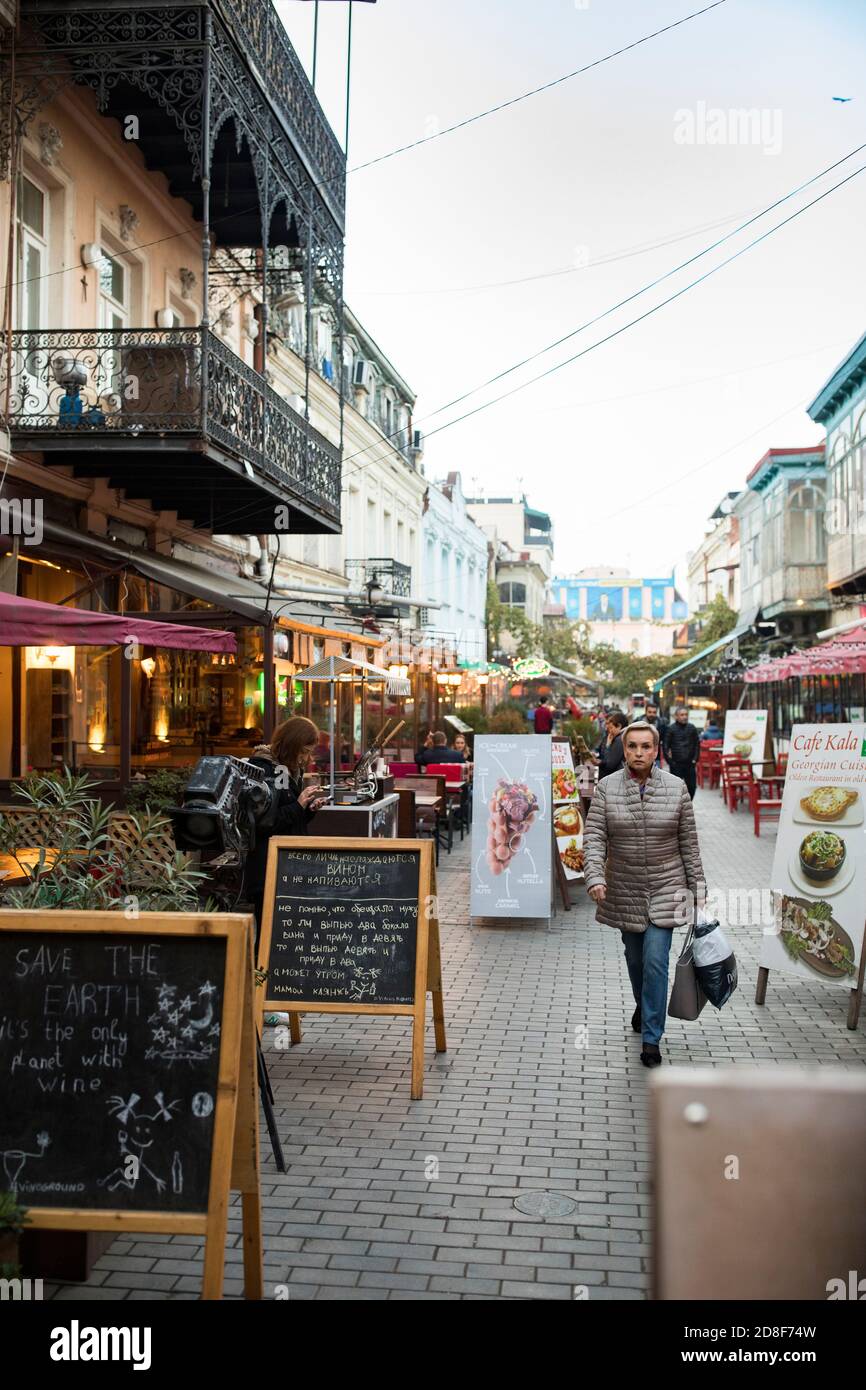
[345,558,412,597]
[3,327,341,534]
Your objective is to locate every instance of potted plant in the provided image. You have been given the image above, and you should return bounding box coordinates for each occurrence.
[0,1191,29,1278]
[0,767,209,911]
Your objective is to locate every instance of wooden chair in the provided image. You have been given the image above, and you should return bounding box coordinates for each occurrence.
[425,762,469,839]
[393,775,452,853]
[723,758,753,812]
[696,747,719,789]
[751,777,782,836]
[722,761,750,806]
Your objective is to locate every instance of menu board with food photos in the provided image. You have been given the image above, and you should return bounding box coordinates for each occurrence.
[723,709,771,767]
[552,738,584,882]
[758,724,866,1028]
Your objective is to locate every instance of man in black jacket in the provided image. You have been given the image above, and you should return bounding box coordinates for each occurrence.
[663,706,700,799]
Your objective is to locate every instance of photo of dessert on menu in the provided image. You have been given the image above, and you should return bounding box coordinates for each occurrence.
[762,724,866,989]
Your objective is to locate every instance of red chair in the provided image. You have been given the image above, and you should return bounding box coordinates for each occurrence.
[425,763,469,840]
[719,753,746,802]
[696,745,721,789]
[389,761,418,776]
[775,752,788,777]
[751,777,782,836]
[724,760,753,812]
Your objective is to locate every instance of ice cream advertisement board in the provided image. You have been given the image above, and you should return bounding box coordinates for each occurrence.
[470,735,552,919]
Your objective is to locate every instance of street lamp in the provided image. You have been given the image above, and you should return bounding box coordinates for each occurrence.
[365,572,385,608]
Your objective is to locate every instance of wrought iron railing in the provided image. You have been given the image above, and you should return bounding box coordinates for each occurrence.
[215,0,346,214]
[2,327,341,523]
[345,558,412,597]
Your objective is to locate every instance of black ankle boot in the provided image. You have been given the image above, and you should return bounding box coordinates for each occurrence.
[631,1006,641,1033]
[640,1043,662,1068]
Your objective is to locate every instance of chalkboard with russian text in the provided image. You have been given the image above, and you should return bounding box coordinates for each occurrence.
[0,931,226,1213]
[262,845,422,1008]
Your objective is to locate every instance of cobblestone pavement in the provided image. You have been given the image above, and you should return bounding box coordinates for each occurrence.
[47,787,866,1301]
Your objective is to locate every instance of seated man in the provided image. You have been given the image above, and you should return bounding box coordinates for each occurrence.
[417,731,465,766]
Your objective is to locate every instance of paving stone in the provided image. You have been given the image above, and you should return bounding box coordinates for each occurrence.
[48,796,866,1302]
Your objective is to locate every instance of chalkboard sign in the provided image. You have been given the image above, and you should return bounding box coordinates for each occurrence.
[0,911,263,1299]
[267,845,420,1005]
[0,932,225,1213]
[258,838,447,1098]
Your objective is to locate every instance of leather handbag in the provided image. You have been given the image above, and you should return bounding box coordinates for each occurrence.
[668,923,708,1021]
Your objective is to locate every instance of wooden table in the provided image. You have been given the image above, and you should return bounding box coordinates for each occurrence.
[0,847,61,884]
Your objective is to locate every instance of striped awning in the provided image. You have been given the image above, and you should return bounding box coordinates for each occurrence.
[293,654,411,695]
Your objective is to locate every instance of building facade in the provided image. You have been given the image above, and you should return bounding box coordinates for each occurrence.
[421,472,488,667]
[550,568,688,656]
[686,493,741,616]
[807,329,866,625]
[735,445,828,638]
[465,495,553,652]
[0,0,384,790]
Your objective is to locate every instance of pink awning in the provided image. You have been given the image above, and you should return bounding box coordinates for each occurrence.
[0,592,236,653]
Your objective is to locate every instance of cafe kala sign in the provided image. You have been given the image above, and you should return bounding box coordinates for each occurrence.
[757,724,866,1030]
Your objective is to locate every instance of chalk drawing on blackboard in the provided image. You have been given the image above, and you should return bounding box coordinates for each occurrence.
[348,967,382,1002]
[171,1151,183,1195]
[191,1091,214,1118]
[146,980,221,1065]
[1,1129,50,1193]
[98,1092,181,1195]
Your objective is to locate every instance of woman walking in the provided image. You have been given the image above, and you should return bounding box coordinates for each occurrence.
[583,721,706,1068]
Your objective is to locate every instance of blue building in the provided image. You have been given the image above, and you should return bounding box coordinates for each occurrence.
[550,568,688,655]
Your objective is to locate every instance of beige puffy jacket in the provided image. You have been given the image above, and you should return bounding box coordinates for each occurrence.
[583,766,706,933]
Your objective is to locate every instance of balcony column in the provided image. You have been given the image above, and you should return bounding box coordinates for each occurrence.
[200,8,213,436]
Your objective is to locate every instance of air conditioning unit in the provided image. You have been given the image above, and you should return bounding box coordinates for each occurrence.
[410,429,424,456]
[353,358,372,392]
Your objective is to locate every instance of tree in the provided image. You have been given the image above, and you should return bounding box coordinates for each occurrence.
[499,605,544,660]
[485,580,503,659]
[690,593,738,654]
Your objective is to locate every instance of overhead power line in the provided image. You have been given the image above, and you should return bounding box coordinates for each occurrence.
[348,1,730,174]
[339,142,866,480]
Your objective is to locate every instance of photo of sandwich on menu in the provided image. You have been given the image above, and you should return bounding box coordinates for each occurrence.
[793,786,862,826]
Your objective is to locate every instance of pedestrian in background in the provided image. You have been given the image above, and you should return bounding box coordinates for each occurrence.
[593,709,628,780]
[533,694,554,734]
[663,705,700,799]
[644,702,666,766]
[583,720,707,1067]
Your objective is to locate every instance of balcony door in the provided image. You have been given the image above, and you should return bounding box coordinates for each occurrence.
[97,248,130,408]
[16,174,50,419]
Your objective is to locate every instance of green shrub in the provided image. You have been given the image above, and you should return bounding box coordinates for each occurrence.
[0,1190,29,1236]
[0,768,209,912]
[124,766,192,815]
[487,709,527,734]
[454,705,487,733]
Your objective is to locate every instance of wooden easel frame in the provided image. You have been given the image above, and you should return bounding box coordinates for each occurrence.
[0,910,263,1300]
[257,837,446,1099]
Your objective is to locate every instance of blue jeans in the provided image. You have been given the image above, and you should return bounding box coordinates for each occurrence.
[621,925,673,1045]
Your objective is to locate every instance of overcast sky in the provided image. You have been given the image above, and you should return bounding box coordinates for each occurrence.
[276,0,866,586]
